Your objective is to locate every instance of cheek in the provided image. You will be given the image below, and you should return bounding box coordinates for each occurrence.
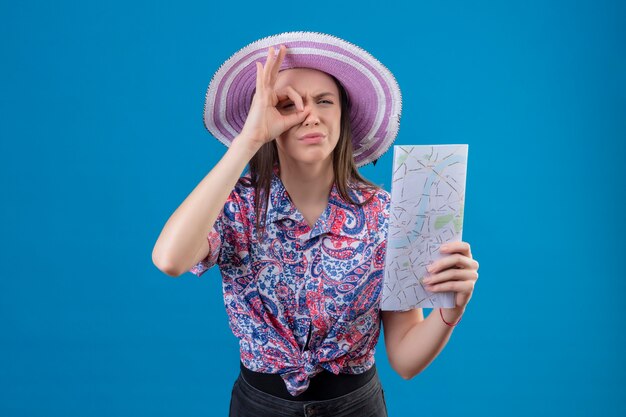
[332,111,342,130]
[275,134,298,154]
[276,130,293,146]
[275,138,288,153]
[331,114,342,139]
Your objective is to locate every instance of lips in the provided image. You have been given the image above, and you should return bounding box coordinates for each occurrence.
[299,134,325,145]
[299,132,325,140]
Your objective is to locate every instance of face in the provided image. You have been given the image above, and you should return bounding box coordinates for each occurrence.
[274,68,342,167]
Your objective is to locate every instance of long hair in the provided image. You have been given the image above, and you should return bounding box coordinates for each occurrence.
[241,74,382,241]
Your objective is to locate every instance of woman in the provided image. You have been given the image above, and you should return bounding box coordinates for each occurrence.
[152,32,480,417]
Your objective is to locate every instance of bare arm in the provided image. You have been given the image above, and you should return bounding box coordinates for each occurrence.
[151,136,261,277]
[381,306,464,380]
[381,242,479,379]
[152,44,311,277]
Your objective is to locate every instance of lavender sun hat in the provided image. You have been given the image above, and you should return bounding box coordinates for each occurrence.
[203,31,402,167]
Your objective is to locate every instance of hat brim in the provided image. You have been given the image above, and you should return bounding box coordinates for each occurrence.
[203,31,402,168]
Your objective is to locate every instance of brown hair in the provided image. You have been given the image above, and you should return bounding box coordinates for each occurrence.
[241,74,381,241]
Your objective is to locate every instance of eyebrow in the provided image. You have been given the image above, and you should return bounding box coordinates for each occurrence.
[287,92,336,100]
[313,92,336,99]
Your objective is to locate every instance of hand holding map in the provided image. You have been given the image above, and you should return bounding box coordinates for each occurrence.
[382,145,469,311]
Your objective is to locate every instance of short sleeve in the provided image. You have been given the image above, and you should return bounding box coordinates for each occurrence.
[374,188,391,246]
[188,183,251,277]
[188,222,223,277]
[361,186,390,272]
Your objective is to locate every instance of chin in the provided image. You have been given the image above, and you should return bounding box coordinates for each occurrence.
[290,151,332,164]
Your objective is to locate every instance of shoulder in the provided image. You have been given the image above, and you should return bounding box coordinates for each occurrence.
[350,181,391,210]
[235,171,255,196]
[372,187,391,207]
[225,171,256,207]
[347,182,390,240]
[216,172,257,228]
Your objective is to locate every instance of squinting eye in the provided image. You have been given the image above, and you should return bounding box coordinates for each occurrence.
[281,100,333,109]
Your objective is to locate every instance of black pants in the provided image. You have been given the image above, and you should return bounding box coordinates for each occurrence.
[228,366,389,417]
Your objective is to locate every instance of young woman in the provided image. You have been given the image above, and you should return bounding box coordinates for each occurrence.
[152,32,480,417]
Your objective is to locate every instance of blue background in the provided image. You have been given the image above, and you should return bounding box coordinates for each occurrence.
[1,0,624,416]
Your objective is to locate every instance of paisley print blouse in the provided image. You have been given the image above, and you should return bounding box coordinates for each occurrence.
[189,164,390,397]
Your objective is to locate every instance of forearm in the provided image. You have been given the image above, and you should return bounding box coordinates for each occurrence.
[394,306,465,380]
[152,135,261,276]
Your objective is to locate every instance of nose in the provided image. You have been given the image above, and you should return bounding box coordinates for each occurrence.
[302,103,320,126]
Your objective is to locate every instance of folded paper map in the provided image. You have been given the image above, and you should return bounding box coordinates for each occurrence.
[381,145,469,311]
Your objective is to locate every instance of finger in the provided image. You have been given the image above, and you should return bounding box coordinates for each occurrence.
[439,241,472,257]
[424,279,475,294]
[276,85,304,111]
[263,46,276,85]
[255,61,263,93]
[281,107,310,130]
[421,268,478,286]
[269,44,286,85]
[427,254,478,274]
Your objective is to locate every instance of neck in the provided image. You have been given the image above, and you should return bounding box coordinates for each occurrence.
[277,159,335,206]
